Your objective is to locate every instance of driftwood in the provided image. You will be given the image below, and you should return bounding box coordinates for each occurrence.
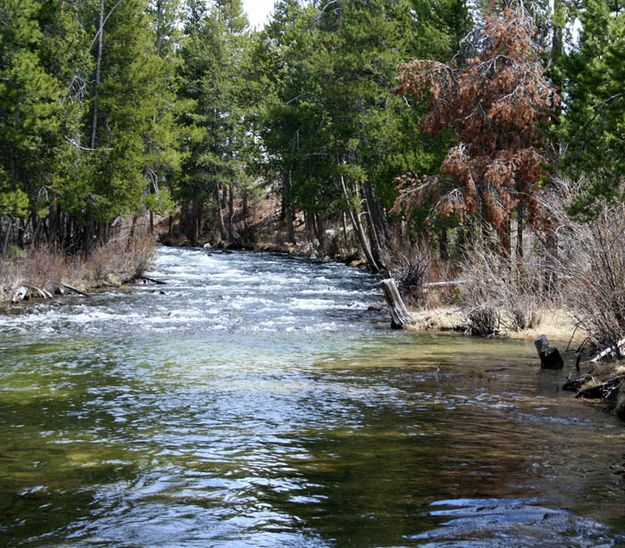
[534,335,564,369]
[591,337,625,362]
[61,283,90,297]
[11,286,28,303]
[24,285,53,299]
[423,279,467,289]
[382,278,414,329]
[139,275,166,285]
[576,375,625,400]
[563,372,593,392]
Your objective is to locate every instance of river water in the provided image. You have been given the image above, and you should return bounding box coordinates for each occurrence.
[1,246,625,546]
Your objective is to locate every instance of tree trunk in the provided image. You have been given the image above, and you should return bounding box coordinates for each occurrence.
[1,221,11,255]
[340,176,380,273]
[83,220,94,257]
[32,211,42,247]
[128,216,138,249]
[382,278,414,329]
[439,226,449,262]
[193,197,201,244]
[498,217,511,259]
[215,186,227,242]
[285,171,295,243]
[363,181,385,269]
[227,185,234,240]
[313,212,324,244]
[516,203,524,265]
[544,230,558,294]
[91,0,104,149]
[364,181,388,246]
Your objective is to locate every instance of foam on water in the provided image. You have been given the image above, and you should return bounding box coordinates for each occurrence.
[1,246,384,338]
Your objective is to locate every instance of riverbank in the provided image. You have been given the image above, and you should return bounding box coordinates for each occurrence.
[408,305,581,343]
[158,189,367,267]
[0,232,155,304]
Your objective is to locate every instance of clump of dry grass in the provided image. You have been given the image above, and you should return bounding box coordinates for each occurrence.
[0,245,72,294]
[460,238,545,335]
[0,232,155,301]
[85,232,155,285]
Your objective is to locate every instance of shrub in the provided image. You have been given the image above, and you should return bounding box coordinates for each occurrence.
[544,181,625,356]
[461,237,544,334]
[0,230,156,299]
[390,240,430,307]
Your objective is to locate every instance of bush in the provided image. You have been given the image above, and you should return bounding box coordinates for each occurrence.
[467,306,501,336]
[390,241,430,307]
[545,181,625,356]
[0,231,155,299]
[461,237,544,334]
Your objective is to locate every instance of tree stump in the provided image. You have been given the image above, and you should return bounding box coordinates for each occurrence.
[382,278,413,330]
[535,335,564,369]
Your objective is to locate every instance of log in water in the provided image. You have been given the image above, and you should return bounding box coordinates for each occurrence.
[0,246,624,546]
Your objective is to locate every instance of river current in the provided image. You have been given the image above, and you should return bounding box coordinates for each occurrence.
[1,246,625,546]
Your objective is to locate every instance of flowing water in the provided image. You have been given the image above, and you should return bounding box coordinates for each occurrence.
[1,246,625,546]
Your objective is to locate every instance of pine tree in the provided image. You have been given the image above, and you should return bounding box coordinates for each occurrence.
[177,0,251,243]
[80,0,179,250]
[0,0,86,250]
[395,7,558,255]
[561,0,625,211]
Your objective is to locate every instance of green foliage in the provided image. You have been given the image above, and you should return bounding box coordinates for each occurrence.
[177,1,251,203]
[9,0,621,257]
[560,0,625,212]
[249,0,468,223]
[0,0,72,222]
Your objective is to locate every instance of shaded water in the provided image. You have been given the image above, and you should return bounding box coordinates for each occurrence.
[1,246,625,546]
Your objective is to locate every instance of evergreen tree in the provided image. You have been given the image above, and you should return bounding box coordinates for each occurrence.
[177,0,251,243]
[81,0,179,249]
[0,0,87,250]
[561,0,625,211]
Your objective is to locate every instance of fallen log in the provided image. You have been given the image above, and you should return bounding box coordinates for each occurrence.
[60,283,90,297]
[423,279,467,289]
[563,372,593,392]
[576,375,625,401]
[139,275,166,285]
[382,278,414,330]
[590,337,625,362]
[24,285,52,299]
[534,335,564,369]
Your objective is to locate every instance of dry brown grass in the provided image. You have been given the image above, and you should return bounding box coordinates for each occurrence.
[85,233,155,285]
[0,232,155,300]
[460,238,546,335]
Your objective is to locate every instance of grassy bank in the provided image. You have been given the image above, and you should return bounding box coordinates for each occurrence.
[407,306,580,342]
[0,233,155,303]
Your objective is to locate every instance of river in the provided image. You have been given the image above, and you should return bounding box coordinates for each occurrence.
[1,246,624,546]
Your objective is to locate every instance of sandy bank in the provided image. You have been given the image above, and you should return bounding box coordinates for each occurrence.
[407,305,581,343]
